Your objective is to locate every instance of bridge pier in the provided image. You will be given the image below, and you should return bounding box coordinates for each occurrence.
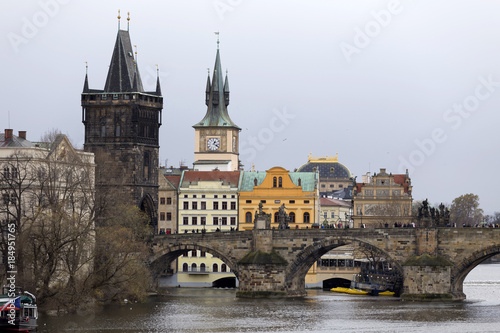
[400,254,461,301]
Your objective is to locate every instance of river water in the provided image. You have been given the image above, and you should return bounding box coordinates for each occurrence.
[38,264,500,333]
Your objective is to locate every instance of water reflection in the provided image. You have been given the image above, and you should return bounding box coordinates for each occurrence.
[38,264,500,333]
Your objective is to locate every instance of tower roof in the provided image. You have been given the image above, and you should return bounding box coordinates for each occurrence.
[104,30,144,93]
[193,46,240,129]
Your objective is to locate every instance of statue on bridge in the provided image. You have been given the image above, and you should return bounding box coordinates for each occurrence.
[278,204,290,229]
[254,202,271,229]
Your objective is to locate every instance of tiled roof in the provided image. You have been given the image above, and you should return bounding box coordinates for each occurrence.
[180,170,240,188]
[320,197,351,207]
[0,133,34,148]
[289,172,316,192]
[164,175,181,189]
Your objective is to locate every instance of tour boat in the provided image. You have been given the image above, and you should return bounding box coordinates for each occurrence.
[0,288,37,332]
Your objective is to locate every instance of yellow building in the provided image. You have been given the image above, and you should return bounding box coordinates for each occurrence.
[176,170,240,287]
[238,167,318,230]
[352,168,413,228]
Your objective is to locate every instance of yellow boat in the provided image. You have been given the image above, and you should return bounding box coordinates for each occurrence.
[378,290,395,297]
[345,288,369,295]
[330,287,350,293]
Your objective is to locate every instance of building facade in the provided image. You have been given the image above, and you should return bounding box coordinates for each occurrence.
[158,169,181,234]
[238,167,318,230]
[352,168,413,228]
[81,25,163,228]
[319,197,352,228]
[0,129,95,287]
[175,170,240,286]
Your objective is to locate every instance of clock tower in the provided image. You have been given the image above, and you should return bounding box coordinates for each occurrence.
[193,39,240,171]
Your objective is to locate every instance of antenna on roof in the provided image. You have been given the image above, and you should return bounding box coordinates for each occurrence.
[117,9,121,30]
[127,12,130,31]
[215,31,220,49]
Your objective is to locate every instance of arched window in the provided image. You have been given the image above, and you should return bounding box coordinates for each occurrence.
[144,152,150,181]
[278,177,282,188]
[213,263,219,273]
[221,264,227,272]
[274,212,279,223]
[273,177,277,187]
[191,263,197,271]
[200,263,206,272]
[182,263,188,272]
[100,120,106,137]
[303,212,310,223]
[245,212,252,223]
[289,212,296,223]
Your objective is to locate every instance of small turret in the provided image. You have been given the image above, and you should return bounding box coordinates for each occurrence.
[205,69,211,106]
[223,70,230,107]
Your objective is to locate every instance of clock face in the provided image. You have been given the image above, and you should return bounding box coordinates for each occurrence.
[207,137,220,151]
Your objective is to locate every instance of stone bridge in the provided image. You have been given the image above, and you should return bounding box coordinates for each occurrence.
[150,228,500,300]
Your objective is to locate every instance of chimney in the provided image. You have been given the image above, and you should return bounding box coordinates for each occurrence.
[4,129,13,140]
[18,131,26,140]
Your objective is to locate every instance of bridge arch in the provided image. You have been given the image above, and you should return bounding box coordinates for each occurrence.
[284,236,404,295]
[150,243,240,280]
[450,244,500,299]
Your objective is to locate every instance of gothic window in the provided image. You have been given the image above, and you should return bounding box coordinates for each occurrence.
[143,152,150,181]
[273,177,277,187]
[289,212,295,223]
[303,212,310,223]
[278,177,283,188]
[245,212,252,223]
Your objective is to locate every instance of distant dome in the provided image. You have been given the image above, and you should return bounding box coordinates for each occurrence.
[297,155,352,179]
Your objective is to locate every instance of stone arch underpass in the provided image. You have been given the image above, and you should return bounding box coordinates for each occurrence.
[150,228,500,300]
[282,236,404,296]
[449,244,500,299]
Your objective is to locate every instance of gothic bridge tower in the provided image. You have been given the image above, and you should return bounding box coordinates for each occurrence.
[193,37,241,171]
[81,13,163,229]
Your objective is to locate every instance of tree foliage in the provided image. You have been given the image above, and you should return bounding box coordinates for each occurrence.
[450,193,483,227]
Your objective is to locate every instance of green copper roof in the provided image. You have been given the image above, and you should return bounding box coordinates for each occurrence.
[289,172,316,192]
[193,48,240,129]
[239,171,316,192]
[239,171,267,191]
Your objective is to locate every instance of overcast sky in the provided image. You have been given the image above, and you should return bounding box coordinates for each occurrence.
[2,0,499,214]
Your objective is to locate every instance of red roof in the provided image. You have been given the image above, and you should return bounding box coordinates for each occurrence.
[392,174,410,193]
[181,171,240,187]
[164,175,181,189]
[320,197,351,207]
